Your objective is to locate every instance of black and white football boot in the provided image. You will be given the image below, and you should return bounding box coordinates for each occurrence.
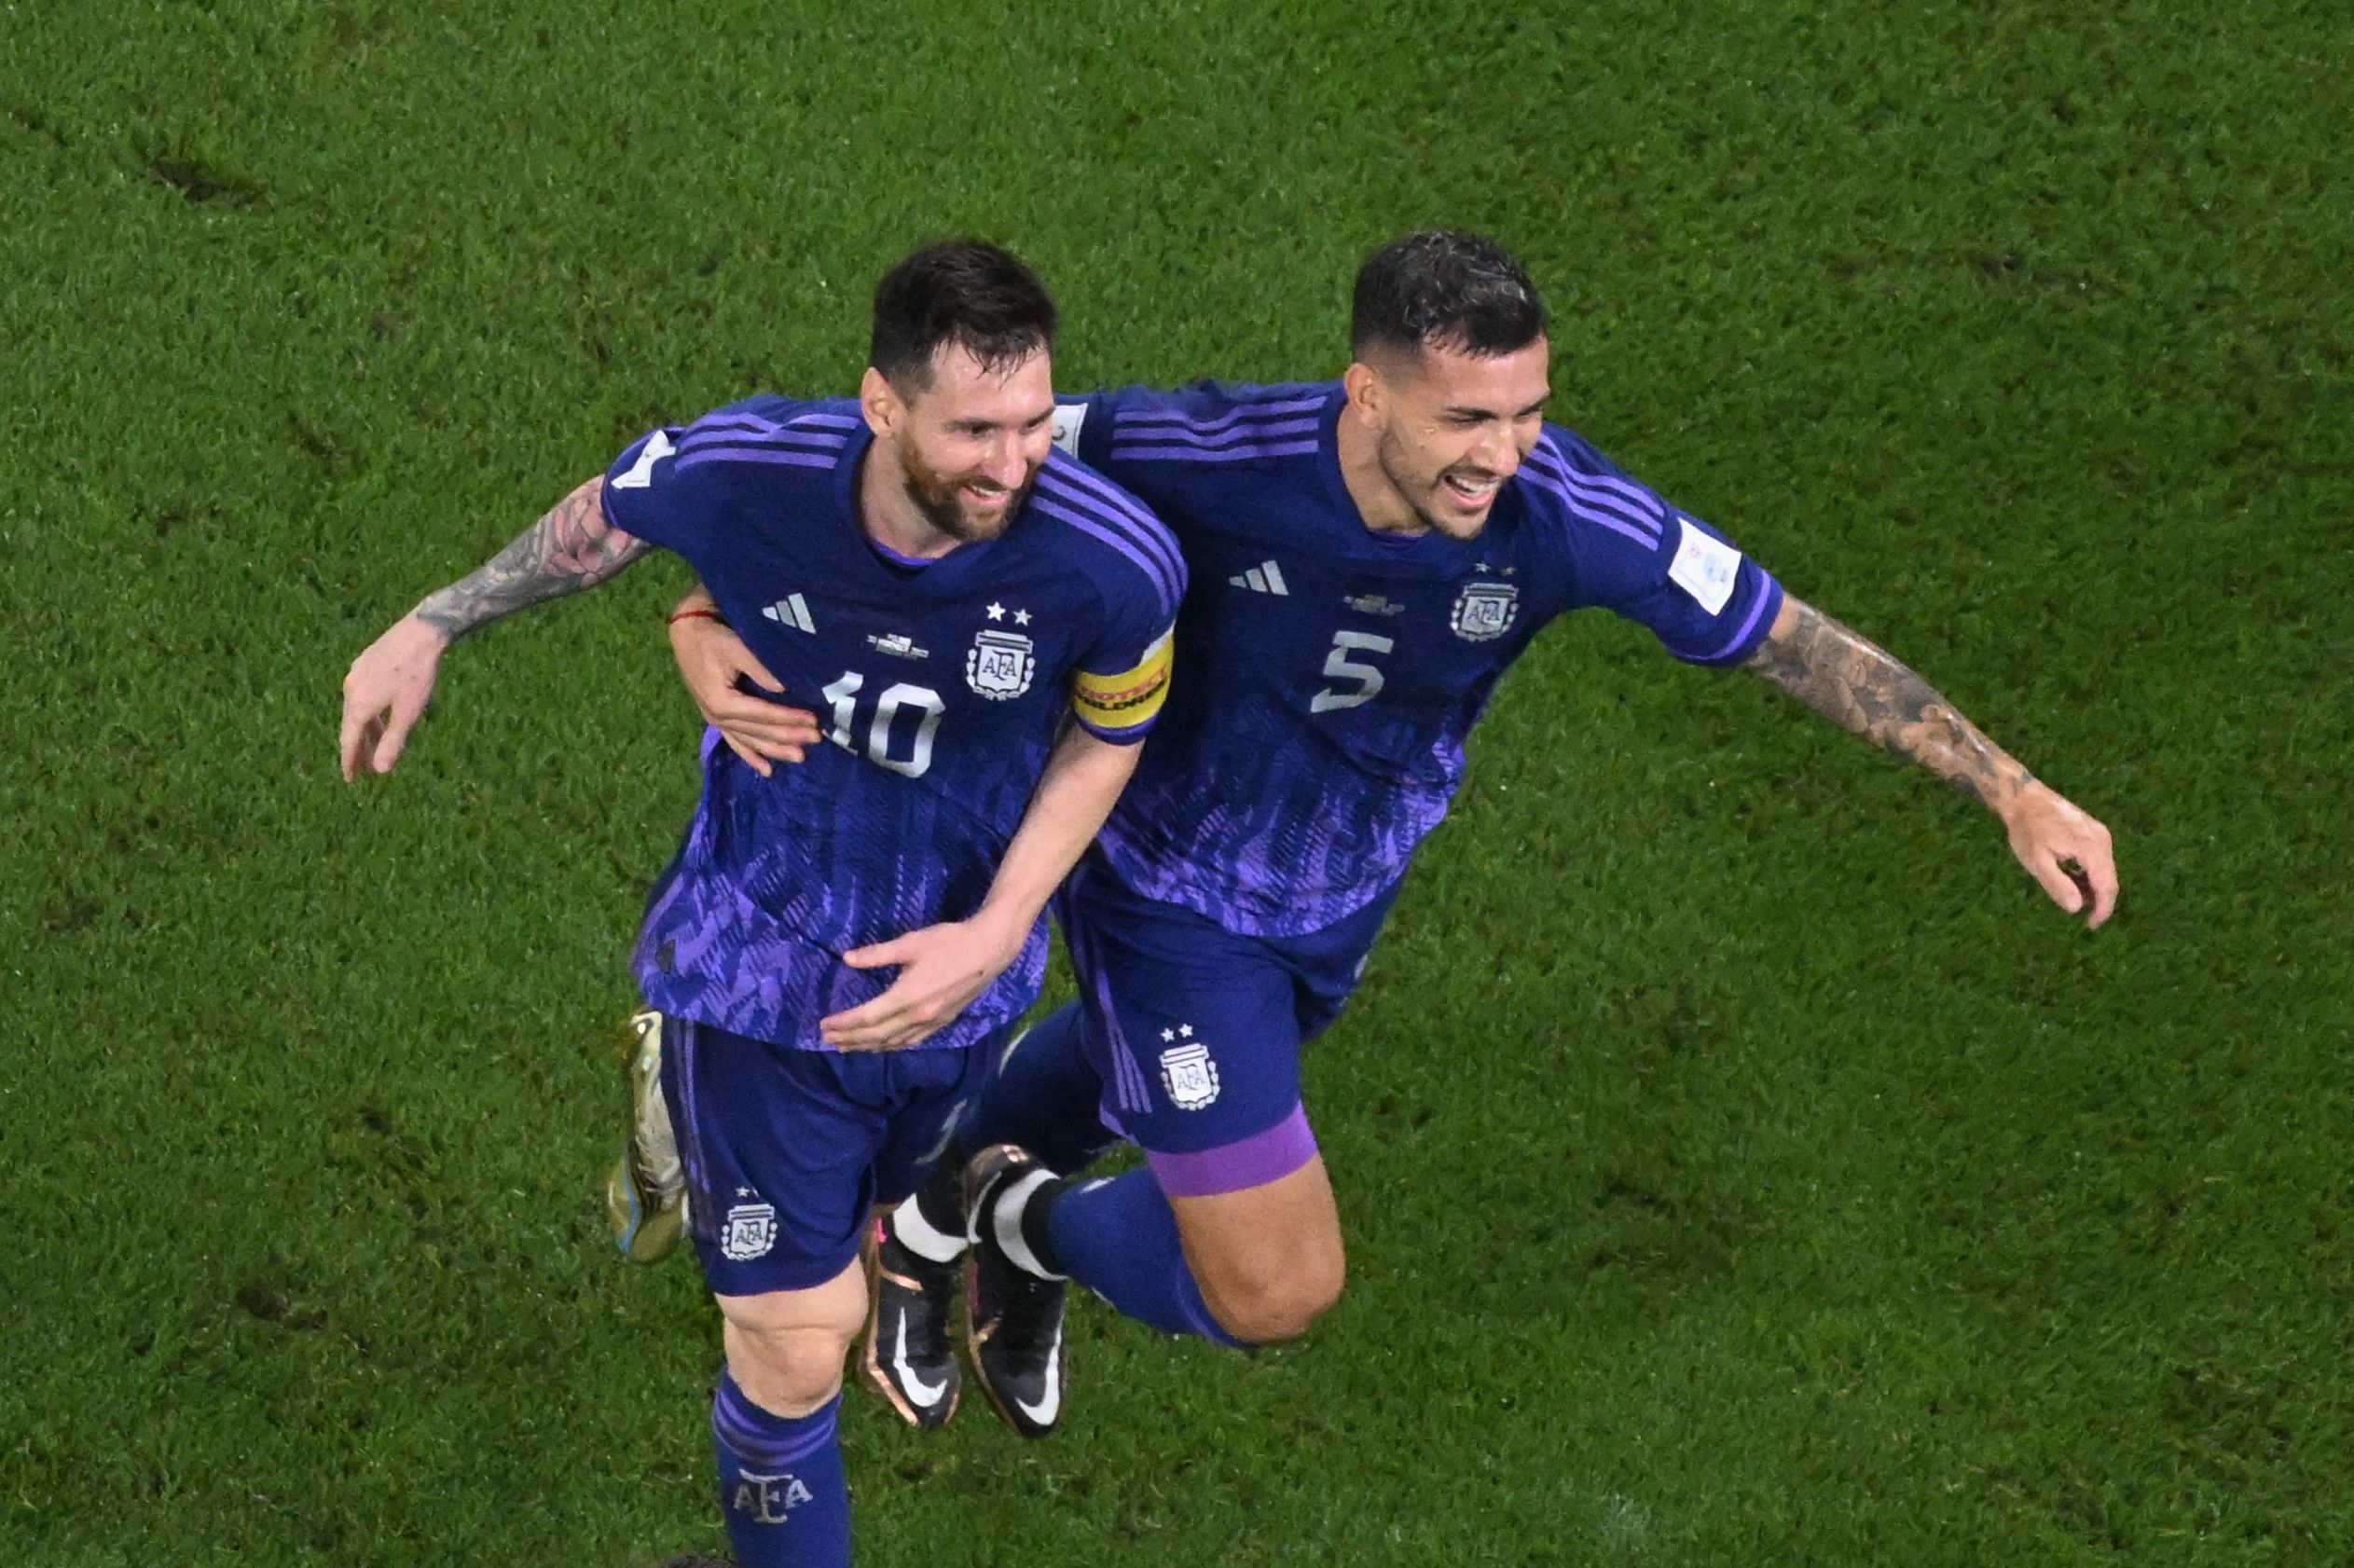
[962,1144,1070,1439]
[857,1210,964,1429]
[604,1010,687,1264]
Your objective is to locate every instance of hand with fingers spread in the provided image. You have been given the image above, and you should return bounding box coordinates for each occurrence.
[339,613,448,780]
[820,915,1030,1052]
[2000,780,2118,928]
[337,475,652,782]
[668,589,822,777]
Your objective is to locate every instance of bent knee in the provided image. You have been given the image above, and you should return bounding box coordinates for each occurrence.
[724,1319,857,1416]
[1197,1248,1345,1345]
[716,1266,866,1416]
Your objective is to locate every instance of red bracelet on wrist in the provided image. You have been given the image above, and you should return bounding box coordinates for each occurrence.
[668,607,726,627]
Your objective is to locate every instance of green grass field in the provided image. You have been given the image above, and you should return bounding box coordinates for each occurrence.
[5,1,2350,1562]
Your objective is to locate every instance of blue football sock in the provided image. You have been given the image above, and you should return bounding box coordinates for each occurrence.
[962,1002,1121,1175]
[709,1372,849,1568]
[1043,1168,1246,1348]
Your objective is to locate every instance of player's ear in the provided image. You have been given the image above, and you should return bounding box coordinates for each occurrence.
[1342,359,1383,422]
[860,366,902,438]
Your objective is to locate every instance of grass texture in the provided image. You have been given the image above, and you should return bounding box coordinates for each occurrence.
[2,1,2348,1562]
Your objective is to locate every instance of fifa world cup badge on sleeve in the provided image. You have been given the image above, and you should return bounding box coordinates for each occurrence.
[721,1192,779,1261]
[1668,517,1742,615]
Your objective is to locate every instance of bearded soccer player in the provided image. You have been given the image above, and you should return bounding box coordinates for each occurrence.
[664,230,2118,1438]
[337,241,1181,1565]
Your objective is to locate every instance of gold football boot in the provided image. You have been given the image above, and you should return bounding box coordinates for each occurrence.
[604,1010,688,1263]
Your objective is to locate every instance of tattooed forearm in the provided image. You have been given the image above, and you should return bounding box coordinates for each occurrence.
[412,477,649,640]
[1743,598,2033,812]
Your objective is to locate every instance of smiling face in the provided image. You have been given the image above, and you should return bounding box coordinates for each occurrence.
[861,342,1056,550]
[1339,336,1551,540]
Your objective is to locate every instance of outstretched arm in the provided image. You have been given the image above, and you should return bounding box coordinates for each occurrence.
[338,476,649,779]
[820,724,1144,1051]
[1741,594,2117,926]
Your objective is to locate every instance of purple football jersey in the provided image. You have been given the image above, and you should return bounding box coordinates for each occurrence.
[1058,380,1782,937]
[603,396,1182,1049]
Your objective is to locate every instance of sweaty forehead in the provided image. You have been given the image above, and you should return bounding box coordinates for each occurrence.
[906,347,1054,423]
[927,337,1048,386]
[1397,337,1550,407]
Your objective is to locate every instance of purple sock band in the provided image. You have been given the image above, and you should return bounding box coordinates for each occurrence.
[713,1374,839,1470]
[1144,1104,1317,1198]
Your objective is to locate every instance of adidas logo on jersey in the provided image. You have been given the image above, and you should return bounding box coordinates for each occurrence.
[1229,559,1289,596]
[761,594,816,633]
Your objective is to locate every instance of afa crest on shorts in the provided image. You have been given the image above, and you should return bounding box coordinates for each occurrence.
[1451,580,1520,642]
[1159,1042,1220,1110]
[966,628,1036,699]
[720,1197,778,1261]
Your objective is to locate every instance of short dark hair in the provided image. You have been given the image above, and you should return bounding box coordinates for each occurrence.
[870,240,1058,392]
[1350,230,1546,362]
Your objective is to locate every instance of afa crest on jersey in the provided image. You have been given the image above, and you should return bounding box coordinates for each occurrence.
[1451,581,1520,642]
[966,629,1036,699]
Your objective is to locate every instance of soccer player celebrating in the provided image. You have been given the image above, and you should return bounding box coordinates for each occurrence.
[337,241,1182,1566]
[667,230,2119,1439]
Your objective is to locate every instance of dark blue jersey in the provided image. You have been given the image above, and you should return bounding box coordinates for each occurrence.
[602,396,1181,1049]
[1056,380,1781,937]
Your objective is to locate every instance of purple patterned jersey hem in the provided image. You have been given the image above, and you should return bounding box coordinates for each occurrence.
[1144,1103,1318,1197]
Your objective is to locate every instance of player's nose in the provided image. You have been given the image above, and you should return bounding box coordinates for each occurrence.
[1476,422,1523,478]
[982,434,1031,488]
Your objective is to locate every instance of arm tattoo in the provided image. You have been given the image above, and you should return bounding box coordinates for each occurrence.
[412,477,649,640]
[1743,598,2032,812]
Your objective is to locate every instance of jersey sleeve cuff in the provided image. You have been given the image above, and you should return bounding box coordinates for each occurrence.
[1673,571,1784,667]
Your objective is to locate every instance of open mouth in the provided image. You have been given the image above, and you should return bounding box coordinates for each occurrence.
[1441,473,1501,508]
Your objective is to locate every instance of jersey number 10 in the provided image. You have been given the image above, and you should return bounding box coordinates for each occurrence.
[820,671,943,778]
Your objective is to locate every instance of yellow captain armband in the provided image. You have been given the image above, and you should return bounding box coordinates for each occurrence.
[1070,629,1174,736]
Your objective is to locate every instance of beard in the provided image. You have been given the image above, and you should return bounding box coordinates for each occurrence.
[1374,427,1497,542]
[898,442,1037,543]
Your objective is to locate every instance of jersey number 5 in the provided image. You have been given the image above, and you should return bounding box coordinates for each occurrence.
[821,672,943,777]
[1310,630,1394,714]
